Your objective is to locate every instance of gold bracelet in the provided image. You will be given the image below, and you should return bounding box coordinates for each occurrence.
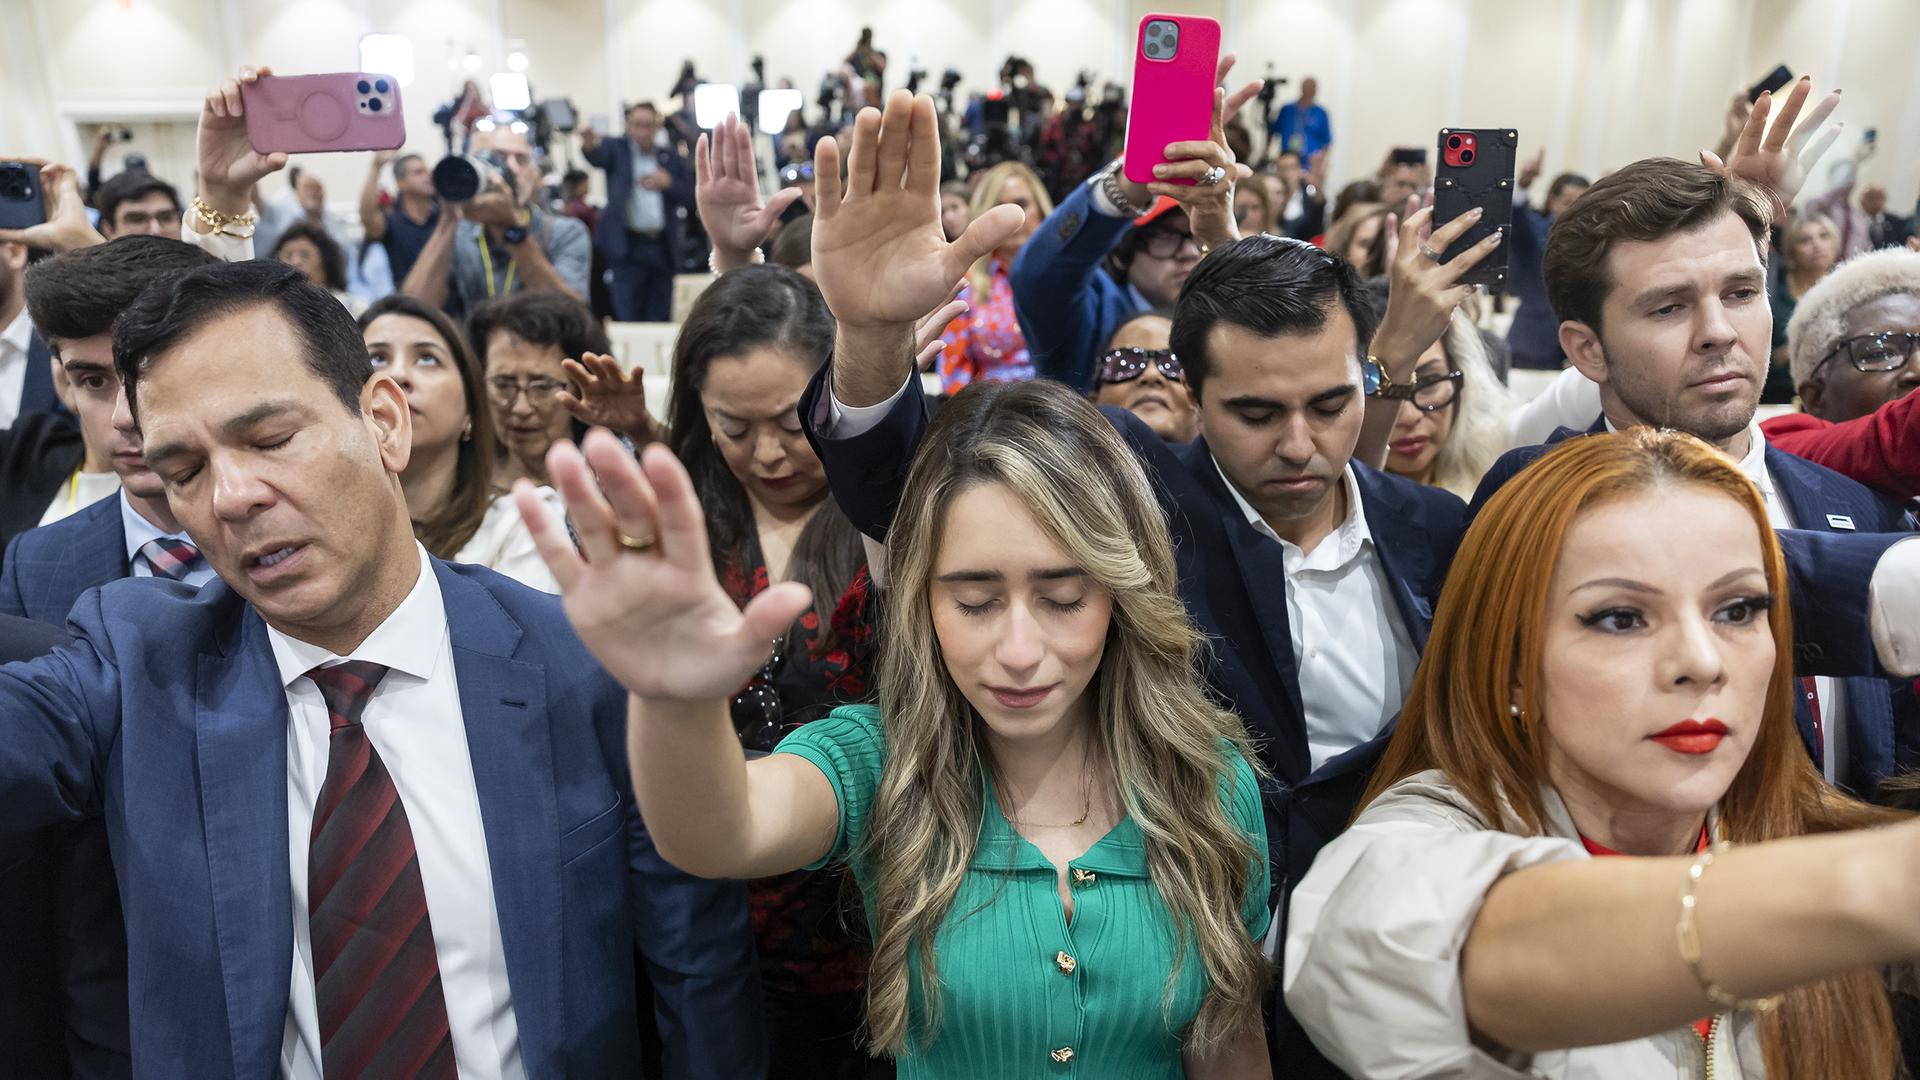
[190,196,258,238]
[1675,844,1783,1012]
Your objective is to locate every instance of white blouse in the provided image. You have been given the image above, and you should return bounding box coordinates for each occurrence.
[1284,770,1758,1079]
[452,489,561,594]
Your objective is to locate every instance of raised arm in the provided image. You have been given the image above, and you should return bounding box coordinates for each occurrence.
[359,151,393,240]
[399,207,460,308]
[695,114,802,272]
[0,162,105,252]
[513,432,840,880]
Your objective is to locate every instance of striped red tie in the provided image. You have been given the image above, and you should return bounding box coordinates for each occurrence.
[305,662,457,1079]
[138,536,201,581]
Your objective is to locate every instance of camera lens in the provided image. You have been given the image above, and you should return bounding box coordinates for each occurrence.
[1447,135,1462,149]
[369,98,383,112]
[1460,149,1475,164]
[357,79,371,94]
[375,79,390,93]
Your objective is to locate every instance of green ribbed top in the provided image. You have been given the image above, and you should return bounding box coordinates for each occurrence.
[775,705,1271,1078]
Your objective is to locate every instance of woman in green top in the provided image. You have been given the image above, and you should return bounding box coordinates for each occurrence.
[516,379,1274,1077]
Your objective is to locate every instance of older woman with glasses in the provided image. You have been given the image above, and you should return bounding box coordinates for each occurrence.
[1088,310,1199,442]
[467,290,605,487]
[1382,314,1516,498]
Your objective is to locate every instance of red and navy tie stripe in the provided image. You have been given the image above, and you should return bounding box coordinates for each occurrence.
[305,661,457,1079]
[138,537,201,581]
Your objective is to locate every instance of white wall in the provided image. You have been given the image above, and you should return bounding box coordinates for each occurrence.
[4,0,1915,215]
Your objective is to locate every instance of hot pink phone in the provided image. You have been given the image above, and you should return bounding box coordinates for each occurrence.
[1122,14,1221,186]
[241,73,406,155]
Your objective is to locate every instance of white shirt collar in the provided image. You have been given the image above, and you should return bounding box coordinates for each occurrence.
[0,307,32,355]
[118,488,194,563]
[1210,456,1374,569]
[265,543,446,687]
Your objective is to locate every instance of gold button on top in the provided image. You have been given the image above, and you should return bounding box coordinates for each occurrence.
[1055,951,1077,974]
[1071,868,1096,887]
[1051,1047,1075,1063]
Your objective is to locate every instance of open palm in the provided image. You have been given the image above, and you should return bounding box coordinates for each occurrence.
[1702,76,1840,209]
[696,114,802,257]
[198,66,289,202]
[811,91,1024,330]
[514,432,810,700]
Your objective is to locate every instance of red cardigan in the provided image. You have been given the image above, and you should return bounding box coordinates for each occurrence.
[1762,390,1920,500]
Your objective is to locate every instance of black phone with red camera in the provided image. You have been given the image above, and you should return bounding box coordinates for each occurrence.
[0,161,46,231]
[1433,128,1516,289]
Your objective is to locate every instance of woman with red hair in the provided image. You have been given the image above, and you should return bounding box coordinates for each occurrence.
[1286,428,1915,1078]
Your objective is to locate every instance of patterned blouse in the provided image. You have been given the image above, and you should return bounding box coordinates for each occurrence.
[938,258,1036,394]
[718,539,878,996]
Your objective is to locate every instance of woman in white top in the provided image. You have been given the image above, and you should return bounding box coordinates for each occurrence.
[359,296,558,592]
[1286,429,1913,1079]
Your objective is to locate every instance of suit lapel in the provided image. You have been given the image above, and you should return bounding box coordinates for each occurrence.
[436,562,563,1072]
[1352,466,1435,653]
[43,495,128,616]
[194,604,296,1078]
[1765,445,1830,533]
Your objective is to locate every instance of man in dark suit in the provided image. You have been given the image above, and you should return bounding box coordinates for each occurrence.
[1862,183,1913,251]
[581,102,694,322]
[2,239,65,423]
[0,259,764,1078]
[1474,156,1920,794]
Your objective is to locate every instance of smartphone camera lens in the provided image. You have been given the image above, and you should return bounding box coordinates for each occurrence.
[375,79,390,93]
[368,98,383,112]
[1460,149,1475,164]
[1447,135,1463,150]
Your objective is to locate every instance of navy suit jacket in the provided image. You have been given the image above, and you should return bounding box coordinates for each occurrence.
[20,332,62,418]
[0,560,765,1079]
[1473,419,1918,790]
[1,491,129,623]
[581,137,694,263]
[1009,182,1148,391]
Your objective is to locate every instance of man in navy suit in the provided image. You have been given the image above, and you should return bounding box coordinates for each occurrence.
[581,102,694,322]
[1474,156,1920,793]
[0,259,763,1079]
[1,239,64,424]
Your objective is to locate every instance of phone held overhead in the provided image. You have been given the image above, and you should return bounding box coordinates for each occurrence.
[1432,127,1517,288]
[241,72,407,156]
[1122,13,1221,186]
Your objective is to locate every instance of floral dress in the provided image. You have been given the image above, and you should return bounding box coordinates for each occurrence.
[938,258,1037,394]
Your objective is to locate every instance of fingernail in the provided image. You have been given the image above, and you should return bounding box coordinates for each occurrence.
[1468,206,1483,219]
[1154,165,1169,177]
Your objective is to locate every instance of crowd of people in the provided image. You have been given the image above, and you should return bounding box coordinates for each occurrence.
[0,26,1918,1080]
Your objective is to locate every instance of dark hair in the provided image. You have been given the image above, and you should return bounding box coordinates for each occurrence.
[562,169,590,189]
[1544,157,1771,332]
[1275,149,1303,164]
[666,265,863,651]
[272,221,349,292]
[359,295,496,558]
[1545,171,1590,204]
[1102,306,1177,352]
[393,153,426,178]
[94,171,181,231]
[627,101,660,120]
[24,235,216,349]
[769,212,813,269]
[1329,179,1381,227]
[467,289,611,369]
[112,259,372,421]
[1169,234,1379,398]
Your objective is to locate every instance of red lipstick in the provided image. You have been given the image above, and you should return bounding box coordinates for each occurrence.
[1649,718,1729,755]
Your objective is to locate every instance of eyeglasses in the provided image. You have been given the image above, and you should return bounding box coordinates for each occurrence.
[1137,227,1202,260]
[1814,332,1920,378]
[1404,369,1465,412]
[1095,347,1184,385]
[486,375,568,407]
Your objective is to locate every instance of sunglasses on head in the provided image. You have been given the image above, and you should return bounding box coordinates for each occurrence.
[1096,347,1183,385]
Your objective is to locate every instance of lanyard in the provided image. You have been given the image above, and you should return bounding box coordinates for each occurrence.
[477,230,518,298]
[66,467,81,511]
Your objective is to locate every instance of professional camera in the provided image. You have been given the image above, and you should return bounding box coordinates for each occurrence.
[906,62,930,95]
[432,148,514,203]
[670,60,700,102]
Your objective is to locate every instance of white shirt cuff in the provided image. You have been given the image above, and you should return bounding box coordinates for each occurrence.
[821,376,915,440]
[1087,172,1127,219]
[1870,537,1920,677]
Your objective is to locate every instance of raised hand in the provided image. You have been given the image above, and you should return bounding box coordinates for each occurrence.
[1518,148,1546,190]
[1701,75,1841,211]
[197,65,289,218]
[557,352,662,443]
[0,162,105,252]
[515,432,812,700]
[913,286,967,371]
[812,91,1022,331]
[1116,52,1261,221]
[696,114,804,270]
[1371,198,1501,367]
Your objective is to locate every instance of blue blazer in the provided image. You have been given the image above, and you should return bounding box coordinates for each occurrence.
[0,560,766,1080]
[1473,419,1918,791]
[581,137,694,263]
[0,491,129,623]
[1009,182,1147,391]
[0,493,132,1079]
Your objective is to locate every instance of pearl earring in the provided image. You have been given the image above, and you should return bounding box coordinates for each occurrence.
[1509,703,1522,718]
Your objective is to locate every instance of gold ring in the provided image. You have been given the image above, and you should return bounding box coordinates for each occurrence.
[617,532,658,552]
[1419,245,1443,262]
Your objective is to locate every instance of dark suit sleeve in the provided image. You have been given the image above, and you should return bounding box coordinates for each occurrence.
[626,801,766,1080]
[0,534,28,619]
[797,362,932,542]
[0,588,119,830]
[583,141,614,170]
[1777,529,1915,679]
[663,153,695,210]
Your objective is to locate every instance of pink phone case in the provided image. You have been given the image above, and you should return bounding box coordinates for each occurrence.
[1122,14,1221,186]
[241,73,406,155]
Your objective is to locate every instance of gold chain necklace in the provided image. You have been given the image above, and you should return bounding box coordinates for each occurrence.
[998,758,1095,829]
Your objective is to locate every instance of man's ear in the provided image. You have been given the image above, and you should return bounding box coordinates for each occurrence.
[1561,320,1608,385]
[1797,377,1827,419]
[364,373,413,477]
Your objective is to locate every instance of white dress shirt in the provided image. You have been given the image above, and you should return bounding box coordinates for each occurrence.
[1213,460,1419,773]
[0,306,33,429]
[268,544,525,1080]
[37,470,121,527]
[452,489,561,593]
[119,489,219,588]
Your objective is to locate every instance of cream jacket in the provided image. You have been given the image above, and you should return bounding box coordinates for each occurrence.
[1284,770,1759,1079]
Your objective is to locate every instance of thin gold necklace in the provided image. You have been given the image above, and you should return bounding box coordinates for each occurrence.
[999,758,1095,829]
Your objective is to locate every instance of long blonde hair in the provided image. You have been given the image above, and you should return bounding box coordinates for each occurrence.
[1425,314,1517,499]
[1364,429,1902,1080]
[964,161,1054,300]
[862,379,1269,1055]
